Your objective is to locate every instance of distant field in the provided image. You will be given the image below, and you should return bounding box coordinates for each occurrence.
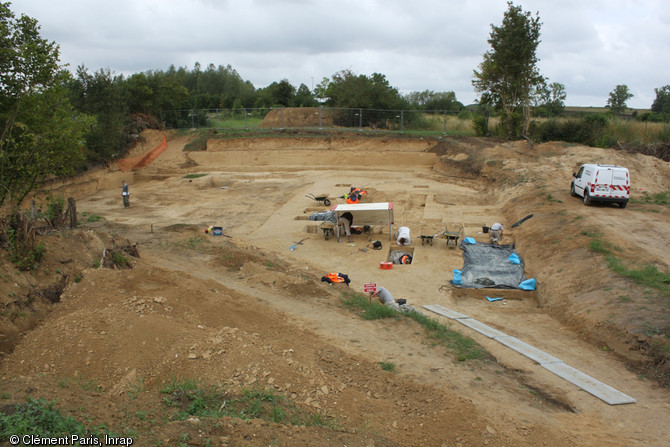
[565,106,652,115]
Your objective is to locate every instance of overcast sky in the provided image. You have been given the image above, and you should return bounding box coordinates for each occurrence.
[12,0,670,109]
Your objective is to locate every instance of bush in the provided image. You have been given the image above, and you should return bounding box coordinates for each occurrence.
[472,115,489,136]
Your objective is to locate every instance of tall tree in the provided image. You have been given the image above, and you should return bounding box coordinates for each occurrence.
[0,2,91,207]
[472,1,543,139]
[651,85,670,114]
[606,84,633,115]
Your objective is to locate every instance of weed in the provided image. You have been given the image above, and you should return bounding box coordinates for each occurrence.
[73,274,83,283]
[86,214,101,223]
[185,237,206,250]
[160,379,226,420]
[111,252,129,268]
[183,173,207,179]
[546,193,562,204]
[127,377,145,400]
[75,378,102,393]
[0,398,109,440]
[378,361,395,373]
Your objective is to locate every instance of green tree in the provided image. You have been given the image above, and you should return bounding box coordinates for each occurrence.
[606,84,633,114]
[68,66,127,163]
[405,90,463,111]
[291,83,318,107]
[267,79,296,107]
[472,1,544,139]
[0,2,92,207]
[533,81,566,117]
[316,69,406,110]
[651,85,670,114]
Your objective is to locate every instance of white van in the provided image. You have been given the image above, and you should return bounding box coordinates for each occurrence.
[571,164,630,208]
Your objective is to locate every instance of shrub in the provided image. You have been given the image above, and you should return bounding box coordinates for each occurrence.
[472,115,489,136]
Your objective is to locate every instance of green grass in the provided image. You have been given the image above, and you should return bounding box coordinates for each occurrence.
[406,311,490,361]
[85,214,101,222]
[631,191,670,207]
[378,361,396,372]
[340,292,399,320]
[183,173,207,179]
[0,398,109,441]
[340,292,490,361]
[585,234,670,299]
[112,252,130,268]
[160,379,340,429]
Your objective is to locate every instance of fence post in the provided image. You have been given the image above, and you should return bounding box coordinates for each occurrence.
[400,111,404,133]
[319,107,323,129]
[359,108,363,131]
[281,108,284,129]
[244,109,248,130]
[191,109,195,129]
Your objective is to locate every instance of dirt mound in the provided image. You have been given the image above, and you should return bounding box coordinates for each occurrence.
[260,107,336,128]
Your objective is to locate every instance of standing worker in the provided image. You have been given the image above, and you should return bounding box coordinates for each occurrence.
[121,180,130,208]
[338,211,354,242]
[490,222,503,244]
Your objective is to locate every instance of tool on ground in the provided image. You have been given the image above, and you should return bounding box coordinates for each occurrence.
[511,214,534,228]
[290,237,308,250]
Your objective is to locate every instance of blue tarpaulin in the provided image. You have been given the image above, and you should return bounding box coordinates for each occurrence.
[452,242,534,289]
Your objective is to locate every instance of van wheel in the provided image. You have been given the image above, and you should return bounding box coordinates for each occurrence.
[583,191,592,206]
[619,201,628,209]
[570,183,578,197]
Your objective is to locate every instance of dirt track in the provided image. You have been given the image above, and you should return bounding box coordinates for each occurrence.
[1,128,669,446]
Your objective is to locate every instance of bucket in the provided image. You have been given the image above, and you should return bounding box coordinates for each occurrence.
[482,226,489,234]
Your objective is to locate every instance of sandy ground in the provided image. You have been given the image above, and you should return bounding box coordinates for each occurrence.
[1,127,670,446]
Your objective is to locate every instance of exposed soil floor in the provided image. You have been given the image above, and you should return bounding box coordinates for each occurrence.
[1,127,669,446]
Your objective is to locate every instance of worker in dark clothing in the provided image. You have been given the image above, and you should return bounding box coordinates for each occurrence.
[121,180,130,208]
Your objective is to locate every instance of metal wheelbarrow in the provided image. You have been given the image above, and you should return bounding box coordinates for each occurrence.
[305,193,331,207]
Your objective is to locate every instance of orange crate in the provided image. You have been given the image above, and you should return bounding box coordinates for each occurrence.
[380,262,393,270]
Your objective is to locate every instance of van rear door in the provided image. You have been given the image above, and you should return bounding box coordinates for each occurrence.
[611,167,630,199]
[593,166,613,198]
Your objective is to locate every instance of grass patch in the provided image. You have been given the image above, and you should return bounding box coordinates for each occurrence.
[340,292,399,320]
[183,173,207,179]
[378,361,396,372]
[341,292,489,361]
[160,379,340,428]
[585,234,670,298]
[85,214,101,223]
[0,398,109,441]
[631,191,670,207]
[406,311,490,361]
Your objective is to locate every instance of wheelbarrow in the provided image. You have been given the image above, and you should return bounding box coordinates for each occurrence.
[320,222,335,240]
[305,193,331,207]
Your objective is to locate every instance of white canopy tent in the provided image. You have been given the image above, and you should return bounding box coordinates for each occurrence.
[331,202,394,242]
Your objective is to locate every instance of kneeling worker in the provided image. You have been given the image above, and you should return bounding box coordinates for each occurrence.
[489,222,503,244]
